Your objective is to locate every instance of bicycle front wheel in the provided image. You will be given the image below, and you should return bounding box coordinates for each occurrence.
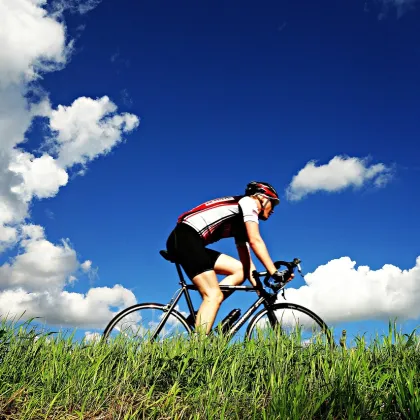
[246,302,334,347]
[102,303,192,343]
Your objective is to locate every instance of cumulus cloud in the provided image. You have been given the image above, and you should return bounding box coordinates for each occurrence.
[0,0,68,86]
[0,285,136,328]
[0,224,136,327]
[0,0,138,236]
[0,0,139,327]
[0,224,77,293]
[0,224,138,328]
[280,256,420,324]
[9,152,69,201]
[49,96,139,168]
[286,155,393,201]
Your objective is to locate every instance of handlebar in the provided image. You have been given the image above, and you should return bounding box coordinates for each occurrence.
[252,257,304,298]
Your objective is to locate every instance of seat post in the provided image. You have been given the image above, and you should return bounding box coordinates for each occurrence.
[175,262,187,286]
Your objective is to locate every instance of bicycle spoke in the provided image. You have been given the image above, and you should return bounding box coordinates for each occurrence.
[105,305,191,343]
[248,304,331,346]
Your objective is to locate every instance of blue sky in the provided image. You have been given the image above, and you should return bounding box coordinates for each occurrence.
[1,0,419,344]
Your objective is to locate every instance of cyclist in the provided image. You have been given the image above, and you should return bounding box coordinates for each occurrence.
[166,181,293,335]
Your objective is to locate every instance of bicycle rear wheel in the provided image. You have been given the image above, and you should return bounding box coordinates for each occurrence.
[102,303,192,343]
[246,302,334,347]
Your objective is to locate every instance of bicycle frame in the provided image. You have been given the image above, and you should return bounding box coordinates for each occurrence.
[103,253,333,346]
[152,260,278,340]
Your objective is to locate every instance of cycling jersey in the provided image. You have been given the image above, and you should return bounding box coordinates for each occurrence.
[177,195,259,245]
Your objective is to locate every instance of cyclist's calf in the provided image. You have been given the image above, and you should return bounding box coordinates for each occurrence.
[192,270,224,333]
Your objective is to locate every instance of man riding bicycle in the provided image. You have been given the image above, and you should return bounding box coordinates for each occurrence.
[166,181,293,335]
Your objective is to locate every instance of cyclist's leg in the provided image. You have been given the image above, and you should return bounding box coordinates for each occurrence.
[215,254,245,286]
[166,224,224,335]
[192,270,224,335]
[214,254,245,301]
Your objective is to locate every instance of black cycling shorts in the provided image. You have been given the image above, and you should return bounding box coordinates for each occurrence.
[166,223,221,280]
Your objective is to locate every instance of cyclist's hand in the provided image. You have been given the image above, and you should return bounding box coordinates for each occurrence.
[270,270,284,283]
[271,270,294,286]
[287,273,295,283]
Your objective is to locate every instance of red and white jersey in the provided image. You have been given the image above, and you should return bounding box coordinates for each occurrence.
[177,195,259,245]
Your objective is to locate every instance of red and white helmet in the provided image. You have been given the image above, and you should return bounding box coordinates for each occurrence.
[245,181,280,205]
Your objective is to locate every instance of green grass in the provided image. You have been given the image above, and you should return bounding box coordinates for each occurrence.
[0,319,419,419]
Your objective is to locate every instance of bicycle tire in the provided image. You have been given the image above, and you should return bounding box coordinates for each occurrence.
[246,302,334,347]
[102,302,193,343]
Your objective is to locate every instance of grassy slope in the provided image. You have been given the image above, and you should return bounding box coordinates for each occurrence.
[0,321,419,419]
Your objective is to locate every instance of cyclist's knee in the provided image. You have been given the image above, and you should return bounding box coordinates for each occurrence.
[237,267,246,279]
[230,266,246,284]
[232,261,247,279]
[203,290,224,306]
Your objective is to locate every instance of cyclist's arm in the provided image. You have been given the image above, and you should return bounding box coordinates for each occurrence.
[244,221,277,276]
[236,242,257,287]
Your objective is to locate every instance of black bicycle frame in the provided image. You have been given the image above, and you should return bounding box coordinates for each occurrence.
[151,261,278,340]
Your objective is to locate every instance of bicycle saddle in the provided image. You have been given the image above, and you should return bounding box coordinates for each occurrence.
[159,250,177,263]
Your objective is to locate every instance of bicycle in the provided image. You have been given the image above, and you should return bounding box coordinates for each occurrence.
[102,250,335,347]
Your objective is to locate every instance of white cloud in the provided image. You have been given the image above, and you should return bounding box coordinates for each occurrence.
[286,155,393,201]
[0,0,139,328]
[0,0,138,242]
[281,256,420,324]
[0,0,138,244]
[49,96,139,168]
[0,224,77,292]
[9,152,69,201]
[0,86,34,150]
[0,150,30,252]
[0,0,67,86]
[0,226,18,249]
[0,285,136,328]
[68,275,77,284]
[81,260,92,272]
[0,0,69,252]
[0,225,137,326]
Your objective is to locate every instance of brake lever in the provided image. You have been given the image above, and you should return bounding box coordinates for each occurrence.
[296,263,305,279]
[261,258,305,297]
[281,259,306,298]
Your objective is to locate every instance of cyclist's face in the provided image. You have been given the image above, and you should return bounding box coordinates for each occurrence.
[259,199,277,220]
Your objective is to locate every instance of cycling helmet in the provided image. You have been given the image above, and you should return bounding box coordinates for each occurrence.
[245,181,280,205]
